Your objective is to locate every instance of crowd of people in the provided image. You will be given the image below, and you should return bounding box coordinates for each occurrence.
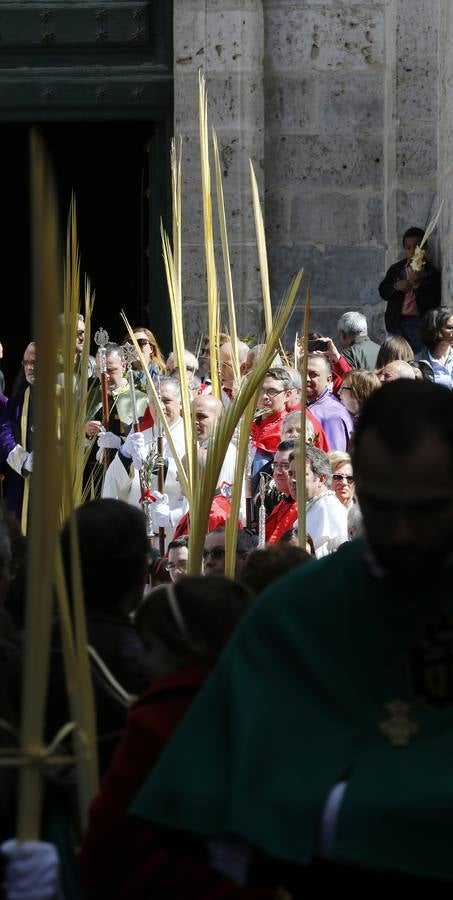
[1,225,453,895]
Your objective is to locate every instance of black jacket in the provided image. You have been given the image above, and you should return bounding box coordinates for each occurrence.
[379,258,441,332]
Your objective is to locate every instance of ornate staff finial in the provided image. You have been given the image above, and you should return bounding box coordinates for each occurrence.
[121,341,139,370]
[94,326,109,374]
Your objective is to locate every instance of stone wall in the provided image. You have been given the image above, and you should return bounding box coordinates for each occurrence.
[174,0,445,347]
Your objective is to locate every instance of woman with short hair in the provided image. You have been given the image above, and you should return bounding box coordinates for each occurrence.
[415,307,453,387]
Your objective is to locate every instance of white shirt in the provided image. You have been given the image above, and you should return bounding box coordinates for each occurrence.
[306,491,348,558]
[102,417,186,514]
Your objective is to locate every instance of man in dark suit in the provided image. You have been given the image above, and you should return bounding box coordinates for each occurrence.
[379,226,441,352]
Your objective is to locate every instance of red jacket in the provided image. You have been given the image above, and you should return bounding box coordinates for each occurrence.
[332,356,351,395]
[265,496,298,544]
[172,493,242,540]
[250,409,286,454]
[79,668,271,900]
[288,405,329,451]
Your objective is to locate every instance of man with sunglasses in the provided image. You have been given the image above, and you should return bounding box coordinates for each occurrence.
[202,527,257,578]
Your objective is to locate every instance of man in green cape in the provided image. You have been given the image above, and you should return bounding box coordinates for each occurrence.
[131,381,453,887]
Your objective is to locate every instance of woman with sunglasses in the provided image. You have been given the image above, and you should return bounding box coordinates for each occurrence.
[122,326,166,390]
[328,451,355,510]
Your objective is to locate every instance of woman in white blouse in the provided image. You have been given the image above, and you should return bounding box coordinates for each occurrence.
[416,307,453,387]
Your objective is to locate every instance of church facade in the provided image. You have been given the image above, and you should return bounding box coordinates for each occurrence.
[1,0,451,353]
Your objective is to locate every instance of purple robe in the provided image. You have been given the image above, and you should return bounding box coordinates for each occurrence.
[0,389,33,524]
[308,389,354,452]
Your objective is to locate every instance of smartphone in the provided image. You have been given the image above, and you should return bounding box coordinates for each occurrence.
[307,339,328,352]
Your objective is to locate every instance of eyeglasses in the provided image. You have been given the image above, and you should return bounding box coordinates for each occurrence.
[167,561,187,572]
[271,462,290,471]
[136,338,151,348]
[338,385,352,392]
[202,547,225,560]
[259,387,285,399]
[332,473,354,483]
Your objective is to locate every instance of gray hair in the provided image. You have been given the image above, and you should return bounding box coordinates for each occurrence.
[250,344,282,367]
[337,311,368,338]
[306,445,332,487]
[283,367,302,389]
[158,376,182,398]
[104,342,123,358]
[347,503,363,539]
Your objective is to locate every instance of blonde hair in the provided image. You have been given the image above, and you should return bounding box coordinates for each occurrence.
[327,451,351,472]
[124,326,166,372]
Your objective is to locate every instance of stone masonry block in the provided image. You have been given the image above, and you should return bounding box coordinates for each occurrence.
[181,130,263,194]
[175,72,264,133]
[396,189,439,240]
[264,5,385,72]
[181,241,262,307]
[282,303,385,349]
[364,194,385,244]
[396,59,438,123]
[397,0,440,56]
[396,126,437,180]
[268,244,385,309]
[290,192,361,245]
[264,188,292,241]
[318,71,384,131]
[174,10,205,71]
[205,10,263,72]
[265,133,383,189]
[180,180,259,245]
[265,75,318,133]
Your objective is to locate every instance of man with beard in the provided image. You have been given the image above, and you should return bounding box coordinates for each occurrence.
[127,381,453,892]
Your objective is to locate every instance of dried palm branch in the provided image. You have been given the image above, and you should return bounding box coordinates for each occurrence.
[410,201,444,272]
[224,393,257,578]
[199,72,221,398]
[249,160,273,340]
[188,270,304,575]
[296,278,311,549]
[170,137,183,356]
[17,131,64,840]
[213,129,240,385]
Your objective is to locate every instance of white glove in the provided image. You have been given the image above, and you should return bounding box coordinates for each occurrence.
[6,445,33,476]
[1,839,60,900]
[150,491,171,529]
[97,429,122,451]
[121,430,147,470]
[23,451,33,474]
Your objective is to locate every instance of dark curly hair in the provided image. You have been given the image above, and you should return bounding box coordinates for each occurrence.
[420,308,453,352]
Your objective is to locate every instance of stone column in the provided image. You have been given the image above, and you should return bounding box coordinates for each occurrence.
[393,0,440,258]
[438,0,453,301]
[262,0,388,342]
[173,0,265,345]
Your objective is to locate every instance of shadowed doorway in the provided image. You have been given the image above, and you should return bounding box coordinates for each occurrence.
[1,121,171,389]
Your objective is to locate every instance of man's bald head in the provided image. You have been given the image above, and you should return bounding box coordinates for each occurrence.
[193,393,224,443]
[166,349,199,375]
[378,360,415,383]
[220,340,250,386]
